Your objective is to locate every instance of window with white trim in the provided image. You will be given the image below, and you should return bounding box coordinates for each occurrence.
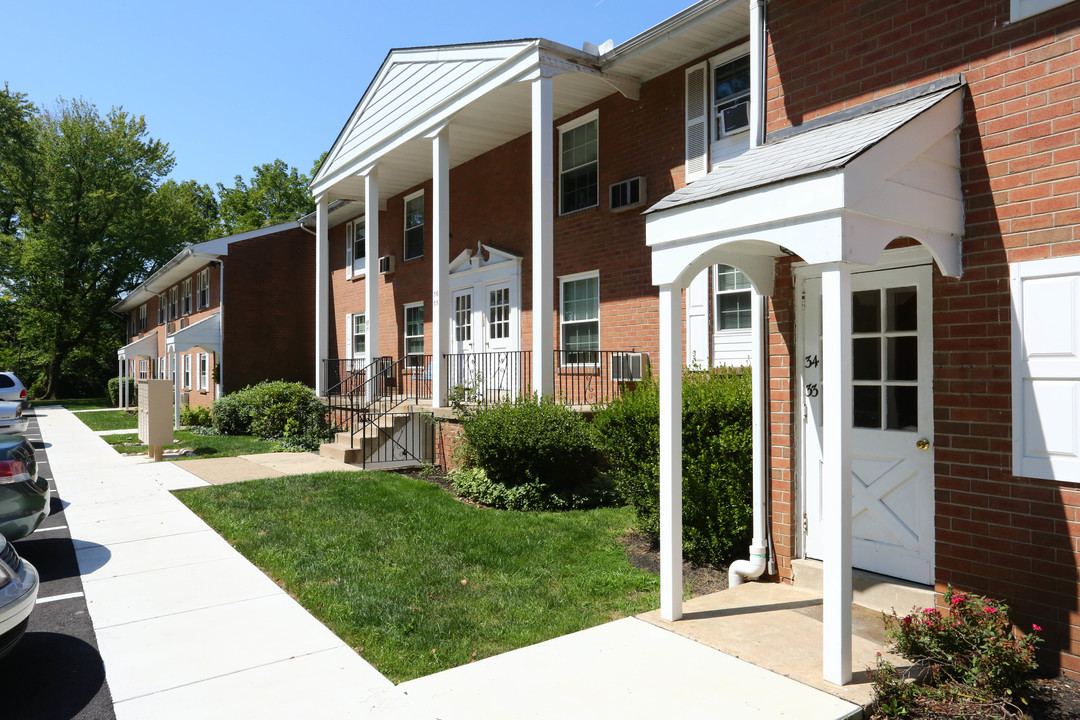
[169,354,176,382]
[1011,255,1080,482]
[138,304,147,332]
[182,279,192,315]
[352,313,366,358]
[346,218,366,277]
[197,269,210,309]
[1011,0,1074,21]
[715,264,753,330]
[559,111,598,214]
[454,293,472,343]
[197,353,210,391]
[404,192,424,261]
[685,45,751,182]
[158,294,166,325]
[158,356,166,380]
[168,286,178,320]
[404,303,424,367]
[182,354,192,390]
[560,272,599,364]
[138,359,147,380]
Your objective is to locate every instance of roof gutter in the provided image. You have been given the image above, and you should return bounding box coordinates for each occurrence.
[600,0,742,68]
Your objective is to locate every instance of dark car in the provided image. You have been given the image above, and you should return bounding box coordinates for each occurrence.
[0,435,49,540]
[0,532,38,659]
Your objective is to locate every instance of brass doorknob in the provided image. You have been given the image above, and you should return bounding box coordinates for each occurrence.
[916,438,930,450]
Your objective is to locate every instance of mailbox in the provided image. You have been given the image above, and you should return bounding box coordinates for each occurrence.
[138,379,173,460]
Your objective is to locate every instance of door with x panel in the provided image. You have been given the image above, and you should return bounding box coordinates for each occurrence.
[800,262,935,585]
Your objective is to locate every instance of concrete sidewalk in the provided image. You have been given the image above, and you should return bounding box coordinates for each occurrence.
[38,405,863,720]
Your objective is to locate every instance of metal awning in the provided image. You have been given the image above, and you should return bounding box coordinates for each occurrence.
[166,313,221,354]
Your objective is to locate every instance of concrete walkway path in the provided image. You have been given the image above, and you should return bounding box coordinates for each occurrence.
[38,405,863,720]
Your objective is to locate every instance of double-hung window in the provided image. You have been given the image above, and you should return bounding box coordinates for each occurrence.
[346,218,366,277]
[404,303,424,367]
[560,272,599,364]
[182,279,192,315]
[685,46,751,181]
[715,264,752,331]
[182,354,192,390]
[197,269,210,309]
[559,111,598,214]
[158,294,166,325]
[197,353,210,391]
[404,192,424,261]
[352,313,366,358]
[713,55,751,140]
[138,304,147,332]
[168,287,178,320]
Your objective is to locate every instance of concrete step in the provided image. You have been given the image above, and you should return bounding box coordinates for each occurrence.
[791,558,935,615]
[318,442,365,464]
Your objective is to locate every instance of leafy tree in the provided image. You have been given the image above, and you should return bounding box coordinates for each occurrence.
[216,158,315,234]
[0,84,37,236]
[0,93,210,398]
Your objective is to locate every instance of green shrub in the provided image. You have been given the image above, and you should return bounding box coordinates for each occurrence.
[591,368,753,565]
[212,381,328,443]
[180,404,212,427]
[872,587,1042,718]
[456,395,612,510]
[107,376,137,407]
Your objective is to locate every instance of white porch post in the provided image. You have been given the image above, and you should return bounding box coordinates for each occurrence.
[173,350,181,431]
[659,283,683,621]
[531,72,554,397]
[118,357,125,408]
[821,262,853,685]
[314,195,330,395]
[364,168,380,366]
[431,126,450,408]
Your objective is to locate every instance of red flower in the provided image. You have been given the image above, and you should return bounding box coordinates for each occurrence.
[1032,623,1042,632]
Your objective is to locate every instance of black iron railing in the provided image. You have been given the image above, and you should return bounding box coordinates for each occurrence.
[324,357,391,397]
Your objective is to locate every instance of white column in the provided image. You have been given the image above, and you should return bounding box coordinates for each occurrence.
[118,357,126,408]
[314,195,330,395]
[821,262,853,685]
[531,73,554,397]
[659,283,683,621]
[173,350,181,430]
[364,168,380,366]
[431,126,451,408]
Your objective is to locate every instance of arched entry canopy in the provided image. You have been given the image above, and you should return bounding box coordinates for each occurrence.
[644,78,966,687]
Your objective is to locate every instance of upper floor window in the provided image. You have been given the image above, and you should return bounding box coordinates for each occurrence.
[346,218,366,276]
[715,264,752,330]
[1011,0,1074,21]
[559,111,599,214]
[560,272,599,364]
[182,279,192,315]
[404,192,424,261]
[197,269,210,309]
[137,304,147,332]
[157,294,166,325]
[685,45,751,182]
[713,55,750,140]
[168,286,178,320]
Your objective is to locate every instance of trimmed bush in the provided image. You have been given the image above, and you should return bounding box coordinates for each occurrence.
[107,376,137,407]
[591,368,753,565]
[211,381,328,445]
[456,395,612,510]
[180,404,212,428]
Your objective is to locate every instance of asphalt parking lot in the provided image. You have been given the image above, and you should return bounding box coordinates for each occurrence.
[2,409,115,720]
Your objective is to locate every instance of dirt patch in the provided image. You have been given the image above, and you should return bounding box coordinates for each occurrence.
[867,674,1080,719]
[617,530,729,597]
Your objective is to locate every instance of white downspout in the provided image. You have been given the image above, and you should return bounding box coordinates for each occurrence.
[748,0,766,150]
[729,292,769,586]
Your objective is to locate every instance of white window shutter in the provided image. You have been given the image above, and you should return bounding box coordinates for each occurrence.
[345,224,353,279]
[1012,258,1080,482]
[685,62,709,184]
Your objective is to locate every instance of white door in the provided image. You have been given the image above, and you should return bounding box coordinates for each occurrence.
[448,289,477,392]
[800,262,935,584]
[483,282,517,400]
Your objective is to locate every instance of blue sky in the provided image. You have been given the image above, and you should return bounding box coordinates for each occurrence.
[2,0,694,190]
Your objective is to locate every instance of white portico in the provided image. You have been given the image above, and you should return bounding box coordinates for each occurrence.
[646,77,966,685]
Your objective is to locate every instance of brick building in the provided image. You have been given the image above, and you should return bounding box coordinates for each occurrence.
[114,222,315,419]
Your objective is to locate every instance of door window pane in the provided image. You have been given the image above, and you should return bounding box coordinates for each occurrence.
[852,290,880,333]
[886,287,917,332]
[454,294,471,343]
[887,337,918,381]
[853,338,881,381]
[854,386,881,429]
[887,386,918,431]
[489,288,510,340]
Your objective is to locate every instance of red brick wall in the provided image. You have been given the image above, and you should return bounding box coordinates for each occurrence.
[223,226,316,395]
[766,0,1080,676]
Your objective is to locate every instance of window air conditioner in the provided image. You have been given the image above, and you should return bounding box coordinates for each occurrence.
[379,255,396,275]
[180,392,190,407]
[611,352,648,382]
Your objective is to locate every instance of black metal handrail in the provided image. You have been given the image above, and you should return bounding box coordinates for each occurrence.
[323,356,391,397]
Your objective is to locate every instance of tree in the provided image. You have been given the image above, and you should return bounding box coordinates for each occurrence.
[216,158,316,234]
[0,93,211,398]
[0,84,37,236]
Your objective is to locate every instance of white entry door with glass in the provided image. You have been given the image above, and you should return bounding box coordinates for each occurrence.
[799,259,935,585]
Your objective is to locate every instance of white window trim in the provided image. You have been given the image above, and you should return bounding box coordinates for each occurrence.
[182,279,193,315]
[1011,254,1080,482]
[346,312,367,361]
[158,356,166,380]
[346,218,367,279]
[403,190,424,262]
[714,264,753,332]
[404,301,425,365]
[169,286,178,320]
[558,109,599,216]
[1010,0,1073,21]
[182,354,192,391]
[708,43,751,167]
[197,269,210,309]
[158,294,167,325]
[138,304,147,331]
[559,270,600,367]
[196,353,209,391]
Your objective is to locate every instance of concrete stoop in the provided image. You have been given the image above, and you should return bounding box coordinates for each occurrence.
[319,413,414,467]
[790,559,936,616]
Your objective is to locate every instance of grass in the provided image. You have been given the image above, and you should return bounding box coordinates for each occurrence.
[104,430,278,459]
[177,471,659,683]
[40,397,112,411]
[74,409,140,431]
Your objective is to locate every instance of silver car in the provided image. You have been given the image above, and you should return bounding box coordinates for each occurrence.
[0,533,38,658]
[0,402,29,436]
[0,373,27,405]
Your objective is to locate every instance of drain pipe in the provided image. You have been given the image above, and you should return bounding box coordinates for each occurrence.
[748,0,767,150]
[729,291,769,586]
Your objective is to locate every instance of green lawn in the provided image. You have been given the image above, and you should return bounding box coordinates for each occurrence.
[44,398,112,411]
[75,409,139,431]
[177,471,659,682]
[104,431,278,459]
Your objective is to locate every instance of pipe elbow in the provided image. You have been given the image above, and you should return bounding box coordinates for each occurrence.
[728,544,768,587]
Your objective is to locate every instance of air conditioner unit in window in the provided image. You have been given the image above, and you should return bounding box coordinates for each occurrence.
[180,392,190,407]
[378,255,396,275]
[609,176,646,212]
[611,352,648,382]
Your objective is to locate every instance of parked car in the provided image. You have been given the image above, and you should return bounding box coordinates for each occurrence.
[0,373,27,406]
[0,435,48,540]
[0,532,38,659]
[0,402,28,436]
